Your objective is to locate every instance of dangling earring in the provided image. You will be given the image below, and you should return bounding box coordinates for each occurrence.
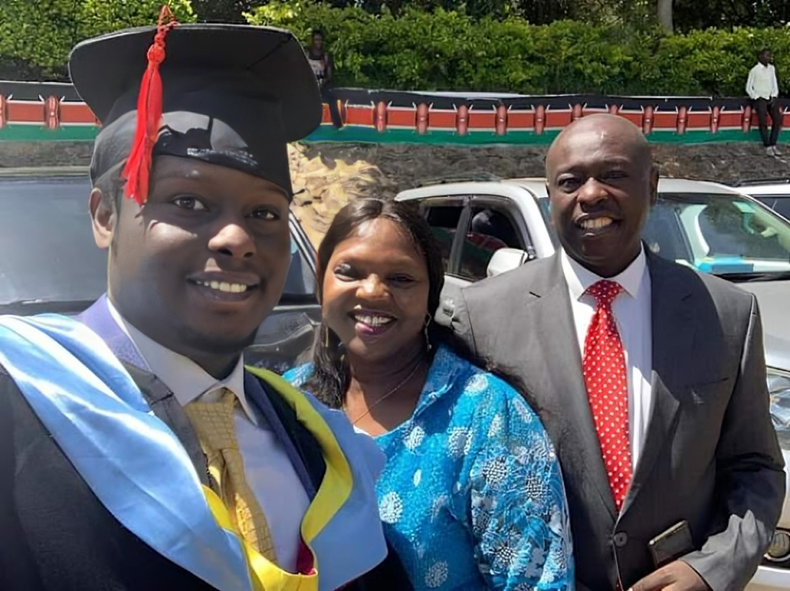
[424,313,433,352]
[323,324,330,349]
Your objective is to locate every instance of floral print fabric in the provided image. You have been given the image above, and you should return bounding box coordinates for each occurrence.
[285,345,573,590]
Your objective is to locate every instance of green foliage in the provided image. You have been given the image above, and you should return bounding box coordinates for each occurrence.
[159,0,790,30]
[3,0,790,96]
[191,0,258,23]
[246,2,790,96]
[0,0,195,80]
[674,0,790,31]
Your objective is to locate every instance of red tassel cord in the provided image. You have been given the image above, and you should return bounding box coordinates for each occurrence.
[122,5,179,205]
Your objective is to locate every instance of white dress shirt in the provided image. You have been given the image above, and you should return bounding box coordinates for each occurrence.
[107,301,310,571]
[746,63,779,100]
[560,247,653,470]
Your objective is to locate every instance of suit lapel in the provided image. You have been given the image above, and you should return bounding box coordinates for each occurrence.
[523,254,618,521]
[622,253,694,514]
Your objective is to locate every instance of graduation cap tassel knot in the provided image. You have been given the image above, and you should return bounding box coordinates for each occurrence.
[122,5,178,205]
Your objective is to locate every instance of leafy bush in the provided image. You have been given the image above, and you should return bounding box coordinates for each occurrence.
[3,0,788,96]
[0,0,195,80]
[247,2,790,97]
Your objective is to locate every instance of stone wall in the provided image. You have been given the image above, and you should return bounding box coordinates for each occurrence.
[303,142,790,191]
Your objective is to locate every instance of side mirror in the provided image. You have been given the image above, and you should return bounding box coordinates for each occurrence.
[487,248,531,278]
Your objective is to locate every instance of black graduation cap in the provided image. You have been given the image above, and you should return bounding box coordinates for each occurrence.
[69,12,322,203]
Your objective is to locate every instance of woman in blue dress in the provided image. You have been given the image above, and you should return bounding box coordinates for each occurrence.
[285,198,573,590]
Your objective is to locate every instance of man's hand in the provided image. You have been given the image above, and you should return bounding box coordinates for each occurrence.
[628,561,710,591]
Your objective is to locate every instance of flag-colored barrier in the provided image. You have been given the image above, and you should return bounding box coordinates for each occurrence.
[0,81,785,144]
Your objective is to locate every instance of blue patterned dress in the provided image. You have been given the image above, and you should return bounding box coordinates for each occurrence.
[284,345,574,590]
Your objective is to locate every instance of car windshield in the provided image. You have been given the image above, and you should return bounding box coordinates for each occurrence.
[536,192,790,280]
[0,176,106,309]
[0,174,316,312]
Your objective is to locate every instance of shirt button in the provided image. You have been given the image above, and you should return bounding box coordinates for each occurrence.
[613,532,629,547]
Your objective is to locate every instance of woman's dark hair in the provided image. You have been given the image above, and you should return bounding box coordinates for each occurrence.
[304,197,527,409]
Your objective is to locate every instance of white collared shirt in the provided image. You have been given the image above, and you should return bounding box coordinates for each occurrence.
[746,63,779,100]
[560,247,653,470]
[107,301,310,571]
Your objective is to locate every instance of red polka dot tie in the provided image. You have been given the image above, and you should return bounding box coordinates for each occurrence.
[583,280,632,512]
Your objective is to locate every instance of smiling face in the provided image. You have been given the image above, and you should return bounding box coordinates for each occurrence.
[90,156,291,374]
[321,217,430,364]
[546,114,658,277]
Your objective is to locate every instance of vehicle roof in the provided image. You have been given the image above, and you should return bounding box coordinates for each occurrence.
[731,177,790,187]
[736,183,790,196]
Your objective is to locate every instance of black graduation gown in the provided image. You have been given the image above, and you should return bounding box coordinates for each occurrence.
[0,364,410,590]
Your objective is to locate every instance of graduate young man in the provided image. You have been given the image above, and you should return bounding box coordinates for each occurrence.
[0,14,404,591]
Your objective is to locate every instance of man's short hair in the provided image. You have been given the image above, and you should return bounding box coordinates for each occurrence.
[312,29,324,38]
[760,48,772,58]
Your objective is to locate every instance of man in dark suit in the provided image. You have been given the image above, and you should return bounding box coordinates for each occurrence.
[452,113,785,590]
[0,18,407,591]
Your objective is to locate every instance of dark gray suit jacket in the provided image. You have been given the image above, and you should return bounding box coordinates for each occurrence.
[452,251,785,591]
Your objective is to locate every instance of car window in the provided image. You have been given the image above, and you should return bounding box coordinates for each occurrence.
[651,193,790,275]
[0,174,317,312]
[458,206,524,281]
[423,204,464,273]
[752,195,778,209]
[641,201,694,265]
[0,176,108,308]
[750,194,790,221]
[773,198,790,220]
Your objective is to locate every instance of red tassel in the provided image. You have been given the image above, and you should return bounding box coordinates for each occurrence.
[122,5,178,205]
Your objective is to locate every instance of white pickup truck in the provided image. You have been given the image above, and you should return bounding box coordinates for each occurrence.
[396,176,790,591]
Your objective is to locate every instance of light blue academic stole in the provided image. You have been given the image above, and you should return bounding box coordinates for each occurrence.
[0,313,386,590]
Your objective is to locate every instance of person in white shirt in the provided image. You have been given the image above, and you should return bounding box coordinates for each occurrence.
[452,114,785,591]
[746,48,783,156]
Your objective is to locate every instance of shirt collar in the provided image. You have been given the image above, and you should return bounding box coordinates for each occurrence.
[106,299,252,419]
[560,244,647,302]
